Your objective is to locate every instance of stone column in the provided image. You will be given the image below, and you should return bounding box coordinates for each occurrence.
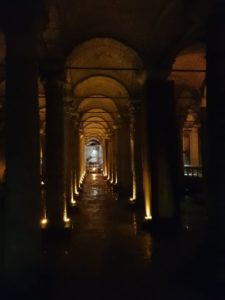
[129,111,136,202]
[190,126,200,166]
[133,103,144,203]
[42,63,67,229]
[206,10,225,249]
[102,139,108,177]
[105,138,110,180]
[78,133,85,187]
[73,120,80,195]
[143,80,181,223]
[112,130,118,185]
[64,113,72,206]
[3,4,41,282]
[200,94,207,179]
[117,116,132,196]
[107,138,111,181]
[108,135,113,183]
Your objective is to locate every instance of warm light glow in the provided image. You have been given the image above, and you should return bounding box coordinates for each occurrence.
[92,174,97,180]
[74,175,79,196]
[40,217,48,229]
[79,172,86,187]
[63,199,70,224]
[40,218,48,225]
[74,186,79,196]
[144,215,152,221]
[71,183,77,206]
[143,155,153,220]
[130,136,137,201]
[41,180,45,186]
[114,177,118,185]
[92,167,96,172]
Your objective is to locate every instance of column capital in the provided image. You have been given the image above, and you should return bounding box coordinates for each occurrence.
[40,57,66,85]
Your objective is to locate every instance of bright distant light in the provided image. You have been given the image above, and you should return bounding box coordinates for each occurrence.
[92,149,98,156]
[40,218,48,228]
[41,218,48,225]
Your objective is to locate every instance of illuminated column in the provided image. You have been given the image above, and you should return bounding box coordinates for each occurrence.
[190,126,200,166]
[141,98,153,220]
[43,62,68,228]
[79,132,85,186]
[103,139,108,177]
[40,132,47,222]
[3,6,41,279]
[130,117,136,202]
[133,103,144,202]
[40,132,46,182]
[117,116,132,196]
[64,112,78,207]
[112,129,118,185]
[143,80,181,222]
[105,138,109,179]
[72,119,80,197]
[64,114,72,207]
[108,135,114,183]
[106,139,111,181]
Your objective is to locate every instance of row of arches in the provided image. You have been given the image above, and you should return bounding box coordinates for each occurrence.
[0,36,206,225]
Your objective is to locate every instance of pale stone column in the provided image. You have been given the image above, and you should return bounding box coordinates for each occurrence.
[3,3,41,282]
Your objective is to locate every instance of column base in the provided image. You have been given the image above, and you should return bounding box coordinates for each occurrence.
[129,198,137,207]
[142,217,180,233]
[68,202,79,214]
[41,222,73,242]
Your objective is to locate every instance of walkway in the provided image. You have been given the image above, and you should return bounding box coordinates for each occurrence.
[6,174,214,299]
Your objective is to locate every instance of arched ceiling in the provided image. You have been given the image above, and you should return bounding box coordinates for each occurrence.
[78,96,118,114]
[73,75,130,114]
[169,44,206,93]
[168,44,206,119]
[0,0,220,139]
[67,38,146,95]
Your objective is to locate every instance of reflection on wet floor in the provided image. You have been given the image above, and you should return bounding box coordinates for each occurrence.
[38,174,213,299]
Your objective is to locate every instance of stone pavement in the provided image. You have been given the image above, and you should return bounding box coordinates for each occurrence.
[3,174,221,299]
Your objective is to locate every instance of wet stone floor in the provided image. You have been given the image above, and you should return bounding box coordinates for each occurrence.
[6,174,224,299]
